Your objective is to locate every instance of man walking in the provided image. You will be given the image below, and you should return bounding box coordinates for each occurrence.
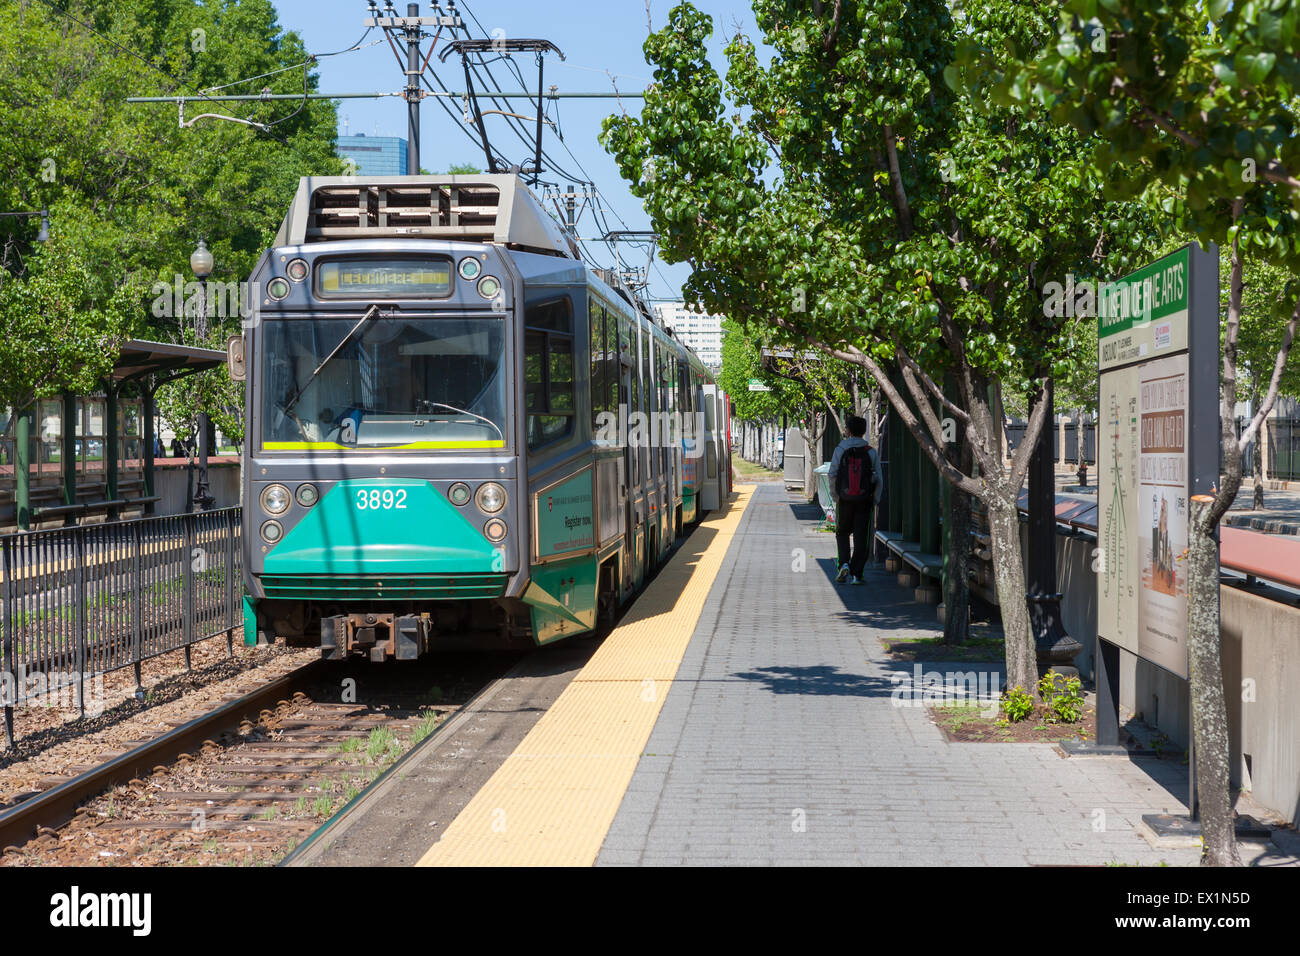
[828,415,883,585]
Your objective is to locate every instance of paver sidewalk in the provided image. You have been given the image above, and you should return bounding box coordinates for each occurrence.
[597,482,1293,867]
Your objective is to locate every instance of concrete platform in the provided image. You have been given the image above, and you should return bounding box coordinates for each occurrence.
[403,483,1298,867]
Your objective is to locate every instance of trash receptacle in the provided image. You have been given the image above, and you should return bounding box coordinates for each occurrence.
[814,463,834,527]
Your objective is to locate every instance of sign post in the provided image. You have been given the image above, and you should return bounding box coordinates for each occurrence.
[1095,244,1219,780]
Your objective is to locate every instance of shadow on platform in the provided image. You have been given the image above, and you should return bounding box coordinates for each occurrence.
[729,664,898,698]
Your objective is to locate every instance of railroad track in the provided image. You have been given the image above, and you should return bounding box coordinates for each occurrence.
[280,655,529,866]
[0,654,512,865]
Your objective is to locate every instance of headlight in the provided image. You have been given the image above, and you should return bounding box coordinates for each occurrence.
[448,482,471,506]
[286,258,309,282]
[477,275,501,299]
[458,257,482,280]
[295,483,319,507]
[484,518,507,542]
[260,483,291,515]
[261,520,283,543]
[267,277,291,300]
[475,482,507,514]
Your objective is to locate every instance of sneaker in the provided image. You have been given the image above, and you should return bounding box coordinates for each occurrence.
[850,575,864,585]
[835,563,850,583]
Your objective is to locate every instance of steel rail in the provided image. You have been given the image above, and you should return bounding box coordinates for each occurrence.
[0,659,327,850]
[278,653,529,866]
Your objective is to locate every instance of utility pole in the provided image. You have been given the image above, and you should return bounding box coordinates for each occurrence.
[405,2,421,174]
[366,1,464,175]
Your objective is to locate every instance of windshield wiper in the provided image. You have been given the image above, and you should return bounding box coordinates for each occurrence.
[283,304,382,417]
[417,400,505,442]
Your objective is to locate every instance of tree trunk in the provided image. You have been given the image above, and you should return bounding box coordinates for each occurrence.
[942,455,971,645]
[1188,495,1242,866]
[1251,388,1264,510]
[984,490,1038,695]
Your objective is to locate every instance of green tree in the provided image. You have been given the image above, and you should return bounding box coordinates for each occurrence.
[1229,255,1300,508]
[0,0,343,441]
[602,1,1156,691]
[720,318,856,492]
[0,248,132,412]
[989,0,1300,867]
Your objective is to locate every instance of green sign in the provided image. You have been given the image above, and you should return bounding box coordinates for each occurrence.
[1097,242,1217,682]
[535,469,594,558]
[1097,247,1190,372]
[747,378,771,392]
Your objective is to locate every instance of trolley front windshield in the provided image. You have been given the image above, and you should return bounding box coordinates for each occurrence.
[260,315,508,451]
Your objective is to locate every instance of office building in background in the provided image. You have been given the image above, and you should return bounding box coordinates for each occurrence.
[655,301,724,368]
[337,133,409,176]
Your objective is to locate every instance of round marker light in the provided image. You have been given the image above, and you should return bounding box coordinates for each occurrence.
[267,277,291,300]
[477,275,501,299]
[448,482,471,506]
[484,518,507,542]
[458,257,482,280]
[295,483,319,507]
[475,481,507,514]
[286,258,309,282]
[261,520,283,543]
[260,483,290,515]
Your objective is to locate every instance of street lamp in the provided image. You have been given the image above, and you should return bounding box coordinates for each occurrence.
[190,239,216,511]
[189,238,213,279]
[0,208,50,242]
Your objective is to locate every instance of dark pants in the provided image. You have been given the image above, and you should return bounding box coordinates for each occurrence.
[836,498,873,577]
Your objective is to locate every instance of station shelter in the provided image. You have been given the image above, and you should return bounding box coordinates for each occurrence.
[0,340,227,530]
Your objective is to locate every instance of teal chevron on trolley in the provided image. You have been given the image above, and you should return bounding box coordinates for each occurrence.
[227,174,731,660]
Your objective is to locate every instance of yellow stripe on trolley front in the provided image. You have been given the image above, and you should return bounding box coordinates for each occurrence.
[416,484,754,867]
[262,440,506,451]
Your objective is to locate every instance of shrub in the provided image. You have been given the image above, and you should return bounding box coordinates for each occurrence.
[1003,686,1034,722]
[1038,670,1084,724]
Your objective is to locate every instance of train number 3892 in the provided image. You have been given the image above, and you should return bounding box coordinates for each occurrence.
[354,488,408,510]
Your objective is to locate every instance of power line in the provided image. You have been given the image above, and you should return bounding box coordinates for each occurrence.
[32,0,296,146]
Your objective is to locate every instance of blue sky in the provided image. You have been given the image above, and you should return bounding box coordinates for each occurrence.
[270,0,769,302]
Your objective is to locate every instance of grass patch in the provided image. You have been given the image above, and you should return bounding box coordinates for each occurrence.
[732,458,782,480]
[411,710,442,745]
[364,727,400,764]
[881,631,1005,663]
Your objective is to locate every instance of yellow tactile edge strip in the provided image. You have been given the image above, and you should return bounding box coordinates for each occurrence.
[416,484,755,867]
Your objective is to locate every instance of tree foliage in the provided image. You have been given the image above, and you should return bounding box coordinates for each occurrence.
[0,0,343,429]
[986,0,1300,868]
[602,0,1161,692]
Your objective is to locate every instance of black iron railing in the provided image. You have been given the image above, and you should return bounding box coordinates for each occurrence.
[1267,418,1300,481]
[1,507,242,748]
[1004,420,1096,465]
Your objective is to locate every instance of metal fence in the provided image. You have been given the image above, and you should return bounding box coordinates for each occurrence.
[2,507,242,747]
[1004,419,1096,465]
[1267,418,1300,481]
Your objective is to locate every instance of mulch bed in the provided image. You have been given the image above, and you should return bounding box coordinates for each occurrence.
[929,701,1097,744]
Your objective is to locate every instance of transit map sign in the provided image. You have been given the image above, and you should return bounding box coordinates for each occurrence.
[1096,244,1219,680]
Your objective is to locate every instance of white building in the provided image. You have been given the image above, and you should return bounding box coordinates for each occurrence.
[655,301,724,368]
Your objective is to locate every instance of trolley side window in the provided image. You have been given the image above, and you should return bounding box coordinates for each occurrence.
[603,305,619,431]
[590,297,605,432]
[525,297,575,449]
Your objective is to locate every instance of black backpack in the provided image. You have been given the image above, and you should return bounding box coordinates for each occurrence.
[836,445,875,502]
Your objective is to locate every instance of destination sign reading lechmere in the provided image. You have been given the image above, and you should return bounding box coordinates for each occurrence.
[317,258,452,297]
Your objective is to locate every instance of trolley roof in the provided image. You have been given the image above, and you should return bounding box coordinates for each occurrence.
[273,174,577,258]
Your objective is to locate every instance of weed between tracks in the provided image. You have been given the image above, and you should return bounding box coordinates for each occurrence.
[1,654,511,867]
